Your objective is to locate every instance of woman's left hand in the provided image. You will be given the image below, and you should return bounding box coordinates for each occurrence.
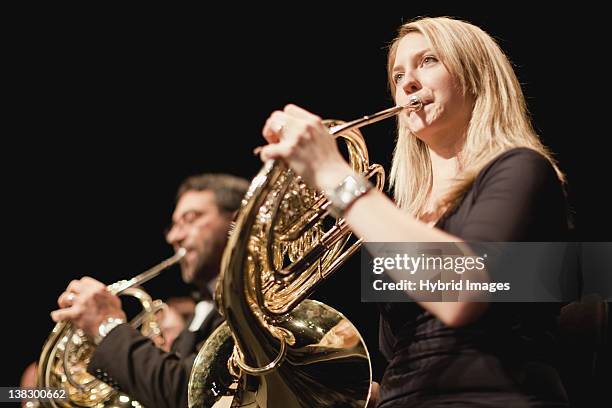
[260,104,353,191]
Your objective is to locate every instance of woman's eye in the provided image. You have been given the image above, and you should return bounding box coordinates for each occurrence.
[421,56,438,66]
[393,73,404,84]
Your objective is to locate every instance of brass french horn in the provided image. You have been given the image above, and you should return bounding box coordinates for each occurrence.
[188,98,423,407]
[37,248,186,407]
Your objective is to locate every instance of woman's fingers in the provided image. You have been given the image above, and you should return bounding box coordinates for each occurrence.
[283,104,321,121]
[262,111,291,143]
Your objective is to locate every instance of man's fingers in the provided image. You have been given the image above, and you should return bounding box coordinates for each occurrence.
[50,307,75,322]
[66,280,83,295]
[58,291,76,308]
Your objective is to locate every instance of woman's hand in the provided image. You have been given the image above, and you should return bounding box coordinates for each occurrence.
[261,104,353,192]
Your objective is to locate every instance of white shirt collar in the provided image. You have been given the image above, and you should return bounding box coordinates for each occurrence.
[187,278,219,332]
[188,300,214,332]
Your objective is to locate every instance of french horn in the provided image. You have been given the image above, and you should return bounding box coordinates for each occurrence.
[37,248,186,407]
[188,98,423,407]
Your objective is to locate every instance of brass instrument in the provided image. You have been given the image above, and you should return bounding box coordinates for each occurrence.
[188,98,423,407]
[37,248,186,408]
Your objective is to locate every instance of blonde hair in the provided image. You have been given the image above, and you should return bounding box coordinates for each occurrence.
[387,17,564,216]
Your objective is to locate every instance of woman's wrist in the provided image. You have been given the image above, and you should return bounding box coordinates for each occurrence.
[315,161,354,193]
[325,172,374,218]
[316,160,374,218]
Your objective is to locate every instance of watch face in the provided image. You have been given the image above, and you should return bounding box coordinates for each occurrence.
[327,174,373,218]
[340,189,356,206]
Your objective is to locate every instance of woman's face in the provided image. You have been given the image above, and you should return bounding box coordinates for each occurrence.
[392,32,474,147]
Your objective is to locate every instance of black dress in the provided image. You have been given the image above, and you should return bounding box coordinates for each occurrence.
[376,148,570,408]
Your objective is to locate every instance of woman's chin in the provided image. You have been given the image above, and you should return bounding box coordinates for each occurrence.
[406,123,428,137]
[409,128,436,146]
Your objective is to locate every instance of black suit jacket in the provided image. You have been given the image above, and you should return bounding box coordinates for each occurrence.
[88,308,225,408]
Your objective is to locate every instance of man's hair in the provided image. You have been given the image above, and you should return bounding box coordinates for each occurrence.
[177,174,250,213]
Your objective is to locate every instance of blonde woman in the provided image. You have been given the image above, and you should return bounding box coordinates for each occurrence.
[260,17,569,408]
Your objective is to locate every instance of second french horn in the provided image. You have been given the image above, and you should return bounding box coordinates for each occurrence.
[37,248,186,408]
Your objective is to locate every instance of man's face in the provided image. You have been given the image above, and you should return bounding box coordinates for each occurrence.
[165,190,232,285]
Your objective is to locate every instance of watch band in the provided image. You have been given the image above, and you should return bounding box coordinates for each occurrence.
[325,173,373,218]
[94,317,126,345]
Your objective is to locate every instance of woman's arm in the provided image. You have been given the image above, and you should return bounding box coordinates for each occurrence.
[261,105,563,328]
[345,183,488,327]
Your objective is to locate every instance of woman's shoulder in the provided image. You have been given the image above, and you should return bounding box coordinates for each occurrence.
[475,147,560,188]
[482,146,555,172]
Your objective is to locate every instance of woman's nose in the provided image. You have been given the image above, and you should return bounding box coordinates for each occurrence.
[400,72,421,95]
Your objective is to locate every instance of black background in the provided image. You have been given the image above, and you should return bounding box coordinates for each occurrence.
[4,5,608,389]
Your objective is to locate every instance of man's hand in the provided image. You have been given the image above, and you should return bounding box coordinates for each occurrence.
[366,381,379,408]
[51,276,127,338]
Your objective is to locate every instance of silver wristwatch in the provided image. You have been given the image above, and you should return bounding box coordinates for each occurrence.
[325,173,373,218]
[94,317,126,345]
